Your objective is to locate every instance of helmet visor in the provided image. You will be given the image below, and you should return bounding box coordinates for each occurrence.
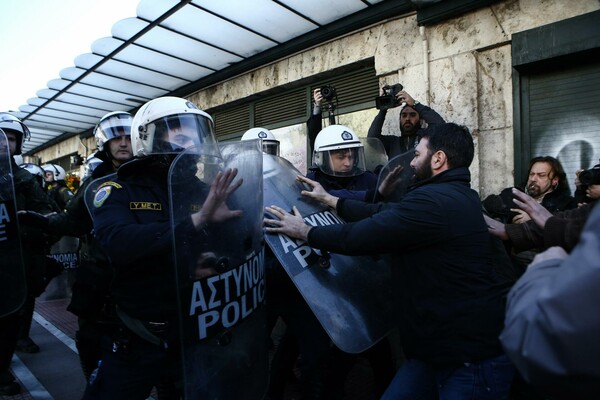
[150,113,217,154]
[96,114,132,148]
[315,146,366,177]
[262,140,280,156]
[0,114,30,153]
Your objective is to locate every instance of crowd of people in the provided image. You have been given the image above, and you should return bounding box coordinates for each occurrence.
[1,83,599,400]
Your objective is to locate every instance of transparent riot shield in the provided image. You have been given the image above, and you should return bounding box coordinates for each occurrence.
[361,137,388,174]
[263,154,396,354]
[0,128,26,317]
[169,140,268,400]
[375,150,416,203]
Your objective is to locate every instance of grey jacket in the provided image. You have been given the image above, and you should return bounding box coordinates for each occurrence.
[500,203,600,399]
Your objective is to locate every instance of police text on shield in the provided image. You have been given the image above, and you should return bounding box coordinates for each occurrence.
[189,250,265,341]
[277,210,343,268]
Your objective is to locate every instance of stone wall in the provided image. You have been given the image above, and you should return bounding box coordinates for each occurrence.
[188,0,599,197]
[34,0,600,197]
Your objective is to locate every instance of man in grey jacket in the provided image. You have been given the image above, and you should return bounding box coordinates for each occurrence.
[500,203,600,399]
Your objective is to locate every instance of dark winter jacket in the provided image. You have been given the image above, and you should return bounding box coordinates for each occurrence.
[13,165,60,296]
[306,168,378,202]
[505,200,598,253]
[367,104,445,158]
[307,167,508,365]
[46,159,117,318]
[492,186,577,224]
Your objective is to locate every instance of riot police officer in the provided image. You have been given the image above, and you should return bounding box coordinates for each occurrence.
[309,124,379,202]
[84,97,243,400]
[0,113,57,396]
[267,124,395,399]
[20,111,135,379]
[42,163,74,210]
[241,127,280,156]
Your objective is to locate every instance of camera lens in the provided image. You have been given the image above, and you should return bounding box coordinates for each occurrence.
[320,85,336,102]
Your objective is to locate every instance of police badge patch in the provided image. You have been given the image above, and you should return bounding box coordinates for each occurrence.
[93,185,112,208]
[341,131,353,140]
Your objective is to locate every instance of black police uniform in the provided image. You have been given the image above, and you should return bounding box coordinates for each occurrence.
[85,156,208,400]
[46,180,74,210]
[1,164,57,395]
[44,157,119,380]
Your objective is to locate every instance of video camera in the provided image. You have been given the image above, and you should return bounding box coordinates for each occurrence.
[320,85,337,102]
[375,83,404,110]
[579,165,600,186]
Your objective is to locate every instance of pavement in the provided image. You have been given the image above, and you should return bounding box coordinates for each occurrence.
[2,287,383,400]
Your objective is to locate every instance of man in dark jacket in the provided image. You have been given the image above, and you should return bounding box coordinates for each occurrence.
[367,88,445,158]
[486,188,598,254]
[0,114,58,396]
[484,156,578,281]
[266,122,513,399]
[19,111,134,379]
[485,156,576,225]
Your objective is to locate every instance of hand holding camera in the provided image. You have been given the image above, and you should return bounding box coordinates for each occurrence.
[375,84,408,110]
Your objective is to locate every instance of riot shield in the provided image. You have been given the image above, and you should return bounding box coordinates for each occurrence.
[0,128,26,317]
[361,137,388,174]
[169,140,268,400]
[263,154,396,354]
[375,150,416,203]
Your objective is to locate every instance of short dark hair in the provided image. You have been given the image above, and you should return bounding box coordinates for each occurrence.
[420,123,474,169]
[528,156,568,192]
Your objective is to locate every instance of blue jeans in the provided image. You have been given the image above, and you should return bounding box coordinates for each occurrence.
[380,354,515,400]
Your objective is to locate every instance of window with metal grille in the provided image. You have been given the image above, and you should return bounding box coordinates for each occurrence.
[209,60,378,139]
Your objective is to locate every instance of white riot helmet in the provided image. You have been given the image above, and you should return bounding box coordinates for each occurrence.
[41,163,66,181]
[131,97,217,157]
[0,113,30,156]
[94,111,132,151]
[241,127,280,156]
[83,155,103,180]
[312,125,366,177]
[21,163,45,178]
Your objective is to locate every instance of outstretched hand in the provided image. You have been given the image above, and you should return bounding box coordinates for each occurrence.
[192,168,243,230]
[296,175,338,209]
[378,165,404,199]
[484,214,508,241]
[264,205,312,241]
[511,188,553,228]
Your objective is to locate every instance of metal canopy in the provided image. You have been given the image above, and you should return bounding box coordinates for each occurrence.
[9,0,412,155]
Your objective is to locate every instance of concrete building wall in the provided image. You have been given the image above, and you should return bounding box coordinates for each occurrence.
[188,0,599,198]
[36,0,600,197]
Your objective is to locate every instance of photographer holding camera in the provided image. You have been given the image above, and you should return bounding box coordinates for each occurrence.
[368,85,445,158]
[307,86,338,152]
[574,163,600,205]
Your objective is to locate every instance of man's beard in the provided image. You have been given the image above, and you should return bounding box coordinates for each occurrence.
[400,121,419,136]
[413,162,433,182]
[526,182,552,198]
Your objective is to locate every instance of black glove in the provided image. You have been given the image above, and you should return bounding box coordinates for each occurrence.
[18,210,50,229]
